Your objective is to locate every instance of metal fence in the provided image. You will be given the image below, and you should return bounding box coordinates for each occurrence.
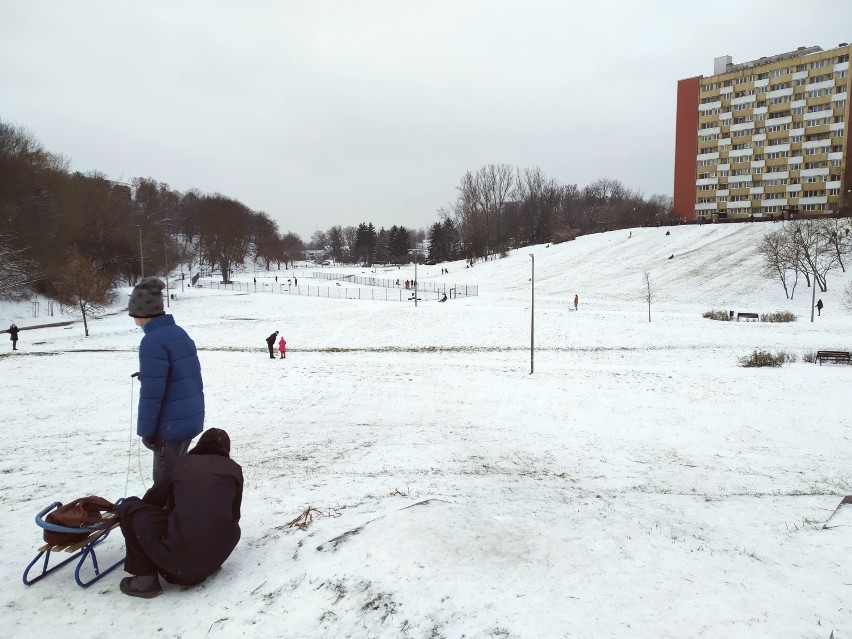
[195,279,449,302]
[311,272,478,297]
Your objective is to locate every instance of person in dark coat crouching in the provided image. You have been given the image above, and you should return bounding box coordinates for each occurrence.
[116,428,243,598]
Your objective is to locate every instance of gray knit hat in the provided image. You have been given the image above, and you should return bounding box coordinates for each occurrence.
[128,277,166,318]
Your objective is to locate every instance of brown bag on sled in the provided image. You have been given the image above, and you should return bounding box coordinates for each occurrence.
[42,496,116,545]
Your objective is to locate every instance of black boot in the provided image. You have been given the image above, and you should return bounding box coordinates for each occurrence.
[120,574,162,598]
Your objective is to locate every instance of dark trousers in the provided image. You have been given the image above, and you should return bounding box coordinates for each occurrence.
[117,498,198,585]
[147,439,191,485]
[118,498,168,577]
[267,343,275,358]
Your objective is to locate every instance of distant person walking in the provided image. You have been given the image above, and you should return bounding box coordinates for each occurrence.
[816,299,824,316]
[278,336,287,359]
[8,323,19,350]
[266,331,279,359]
[573,294,579,311]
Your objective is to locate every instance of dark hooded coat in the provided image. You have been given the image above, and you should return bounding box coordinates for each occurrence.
[116,436,243,586]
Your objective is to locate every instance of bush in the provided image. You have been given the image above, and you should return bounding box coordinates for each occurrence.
[801,351,817,364]
[760,311,796,323]
[551,226,581,244]
[738,350,797,367]
[702,309,731,321]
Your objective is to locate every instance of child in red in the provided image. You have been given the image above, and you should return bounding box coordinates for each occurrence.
[278,336,287,359]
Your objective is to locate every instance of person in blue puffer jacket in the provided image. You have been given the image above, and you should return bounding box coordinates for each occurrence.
[129,277,204,484]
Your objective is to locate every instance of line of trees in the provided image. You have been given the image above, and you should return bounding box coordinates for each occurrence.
[758,218,851,299]
[0,120,305,330]
[3,120,677,324]
[438,164,674,262]
[308,165,674,267]
[309,222,426,265]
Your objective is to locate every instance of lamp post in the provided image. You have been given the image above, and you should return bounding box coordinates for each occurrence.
[529,253,535,375]
[164,239,170,308]
[138,225,144,279]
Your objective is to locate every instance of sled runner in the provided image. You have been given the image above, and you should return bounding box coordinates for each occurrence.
[23,500,124,587]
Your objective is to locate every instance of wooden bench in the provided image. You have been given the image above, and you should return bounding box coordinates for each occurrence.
[736,312,759,321]
[815,350,851,365]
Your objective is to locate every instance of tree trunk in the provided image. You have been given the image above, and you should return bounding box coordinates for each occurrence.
[79,300,89,337]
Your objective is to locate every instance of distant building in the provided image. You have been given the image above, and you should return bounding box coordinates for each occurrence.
[674,43,852,222]
[304,249,325,262]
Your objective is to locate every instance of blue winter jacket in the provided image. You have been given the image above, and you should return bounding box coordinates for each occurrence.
[137,314,205,442]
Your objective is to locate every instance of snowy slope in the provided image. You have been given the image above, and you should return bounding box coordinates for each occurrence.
[0,223,850,639]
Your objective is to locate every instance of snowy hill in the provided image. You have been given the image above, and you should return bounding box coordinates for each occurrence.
[1,223,851,639]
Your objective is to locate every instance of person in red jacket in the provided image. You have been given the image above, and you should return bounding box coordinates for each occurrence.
[278,336,287,359]
[116,428,242,598]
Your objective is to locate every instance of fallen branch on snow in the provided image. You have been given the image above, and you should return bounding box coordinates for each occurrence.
[277,505,341,531]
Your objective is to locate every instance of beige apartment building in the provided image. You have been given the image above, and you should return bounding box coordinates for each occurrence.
[674,43,852,222]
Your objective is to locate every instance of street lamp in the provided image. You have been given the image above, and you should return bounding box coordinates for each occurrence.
[164,238,169,308]
[138,225,144,279]
[529,253,534,375]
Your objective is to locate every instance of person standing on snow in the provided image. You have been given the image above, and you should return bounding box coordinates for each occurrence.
[278,336,287,359]
[129,277,204,484]
[816,299,824,316]
[266,331,279,359]
[7,323,19,350]
[573,294,579,311]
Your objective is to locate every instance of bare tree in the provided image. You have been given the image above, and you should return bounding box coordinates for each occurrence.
[194,195,253,283]
[787,220,838,292]
[53,246,115,337]
[0,236,40,299]
[757,229,799,299]
[643,271,653,322]
[280,232,304,268]
[249,212,281,270]
[844,280,852,313]
[820,217,849,273]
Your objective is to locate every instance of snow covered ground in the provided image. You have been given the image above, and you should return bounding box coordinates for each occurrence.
[1,223,851,638]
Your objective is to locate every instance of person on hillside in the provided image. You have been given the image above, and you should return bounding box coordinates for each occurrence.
[816,299,824,316]
[278,336,287,359]
[573,294,579,311]
[8,323,19,350]
[266,331,279,359]
[116,428,243,598]
[294,277,297,286]
[129,277,204,484]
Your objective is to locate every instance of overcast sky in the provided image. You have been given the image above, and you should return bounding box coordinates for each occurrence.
[3,1,851,239]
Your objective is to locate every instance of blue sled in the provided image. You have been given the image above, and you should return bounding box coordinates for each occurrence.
[23,501,124,588]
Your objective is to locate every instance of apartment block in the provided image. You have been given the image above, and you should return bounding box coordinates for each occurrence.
[674,43,852,222]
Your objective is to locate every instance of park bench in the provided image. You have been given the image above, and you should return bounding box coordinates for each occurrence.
[815,350,851,365]
[736,312,759,321]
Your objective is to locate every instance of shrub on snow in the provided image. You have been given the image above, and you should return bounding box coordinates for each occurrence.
[739,350,797,367]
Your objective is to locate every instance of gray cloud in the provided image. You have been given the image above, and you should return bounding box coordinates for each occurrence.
[3,0,851,238]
